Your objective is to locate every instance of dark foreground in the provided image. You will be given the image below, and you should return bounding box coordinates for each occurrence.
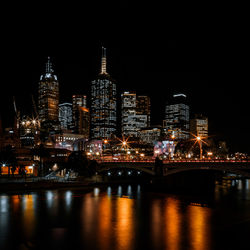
[1,179,250,250]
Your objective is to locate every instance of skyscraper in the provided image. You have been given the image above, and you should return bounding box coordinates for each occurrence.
[59,103,73,130]
[165,93,189,140]
[190,114,208,138]
[38,57,59,129]
[121,91,149,137]
[90,47,117,139]
[136,95,151,127]
[72,95,87,133]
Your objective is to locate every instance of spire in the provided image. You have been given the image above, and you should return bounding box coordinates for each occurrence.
[46,56,53,73]
[101,47,107,74]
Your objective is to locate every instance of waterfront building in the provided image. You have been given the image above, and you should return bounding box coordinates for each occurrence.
[190,114,208,138]
[54,132,87,151]
[165,93,189,140]
[138,126,161,145]
[90,47,117,139]
[121,92,150,137]
[59,103,73,130]
[38,57,60,130]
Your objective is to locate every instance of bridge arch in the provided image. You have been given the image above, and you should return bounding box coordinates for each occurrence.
[163,166,250,178]
[98,166,155,176]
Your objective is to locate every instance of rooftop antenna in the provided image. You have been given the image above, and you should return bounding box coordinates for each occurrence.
[101,47,107,74]
[46,56,53,73]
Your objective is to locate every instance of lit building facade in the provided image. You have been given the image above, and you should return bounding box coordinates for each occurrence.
[78,107,90,138]
[136,95,151,127]
[121,92,150,137]
[190,114,208,138]
[72,95,89,137]
[90,47,117,139]
[59,103,72,130]
[165,93,189,140]
[38,57,59,129]
[19,116,40,146]
[139,126,161,145]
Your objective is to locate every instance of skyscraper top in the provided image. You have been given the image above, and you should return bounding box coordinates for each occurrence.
[46,56,53,73]
[40,57,57,81]
[100,47,107,74]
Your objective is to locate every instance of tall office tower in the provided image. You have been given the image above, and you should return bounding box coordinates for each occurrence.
[38,57,59,129]
[121,91,137,136]
[136,95,151,127]
[90,47,117,139]
[190,114,208,138]
[121,92,150,137]
[165,93,189,140]
[78,107,90,138]
[59,103,73,130]
[72,95,87,133]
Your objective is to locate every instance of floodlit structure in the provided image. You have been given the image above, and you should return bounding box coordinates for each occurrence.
[90,47,117,139]
[38,57,59,130]
[19,116,40,146]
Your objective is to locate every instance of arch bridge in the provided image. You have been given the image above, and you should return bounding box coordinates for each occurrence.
[97,159,250,177]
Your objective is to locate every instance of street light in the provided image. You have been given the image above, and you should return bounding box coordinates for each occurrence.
[196,136,203,160]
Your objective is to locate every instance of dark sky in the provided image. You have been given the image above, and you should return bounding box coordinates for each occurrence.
[0,2,249,153]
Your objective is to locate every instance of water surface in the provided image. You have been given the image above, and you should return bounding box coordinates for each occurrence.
[1,180,250,250]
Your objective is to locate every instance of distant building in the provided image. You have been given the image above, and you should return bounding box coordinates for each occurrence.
[19,116,40,147]
[72,95,89,138]
[165,93,189,140]
[90,47,117,139]
[78,107,90,138]
[72,95,86,132]
[54,133,87,151]
[59,103,73,130]
[136,95,151,127]
[190,114,208,138]
[121,92,150,137]
[139,126,161,145]
[38,57,60,130]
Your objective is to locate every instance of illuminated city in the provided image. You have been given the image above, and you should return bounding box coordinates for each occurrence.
[0,2,249,250]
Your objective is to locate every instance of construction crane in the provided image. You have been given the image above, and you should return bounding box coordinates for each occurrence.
[13,96,20,129]
[31,94,39,119]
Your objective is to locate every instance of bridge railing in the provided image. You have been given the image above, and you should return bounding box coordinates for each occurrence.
[98,159,250,164]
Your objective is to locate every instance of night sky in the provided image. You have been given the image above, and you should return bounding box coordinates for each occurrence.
[0,2,248,153]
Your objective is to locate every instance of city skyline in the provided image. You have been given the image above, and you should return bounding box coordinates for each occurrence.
[0,2,248,153]
[0,47,248,153]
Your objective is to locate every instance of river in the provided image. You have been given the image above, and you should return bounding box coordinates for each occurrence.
[1,179,250,250]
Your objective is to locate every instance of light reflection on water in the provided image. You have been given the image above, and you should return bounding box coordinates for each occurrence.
[0,181,250,249]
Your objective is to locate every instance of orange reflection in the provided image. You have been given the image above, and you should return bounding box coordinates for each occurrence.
[152,199,162,246]
[165,198,180,250]
[81,193,97,236]
[188,205,211,250]
[22,195,36,238]
[12,195,21,213]
[116,198,134,249]
[97,196,112,249]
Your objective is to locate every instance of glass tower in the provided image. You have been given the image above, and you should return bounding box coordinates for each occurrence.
[90,47,117,139]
